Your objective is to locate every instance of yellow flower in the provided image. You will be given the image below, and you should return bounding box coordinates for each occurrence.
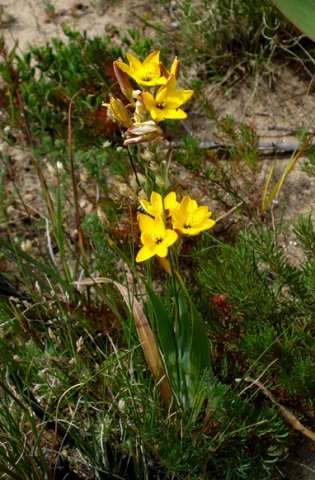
[104,97,133,128]
[171,196,216,236]
[116,51,167,87]
[140,191,179,217]
[142,75,193,122]
[136,214,178,262]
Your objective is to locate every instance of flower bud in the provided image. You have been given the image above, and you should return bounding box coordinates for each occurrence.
[103,97,133,128]
[124,121,163,145]
[155,175,164,188]
[159,57,180,79]
[113,61,134,103]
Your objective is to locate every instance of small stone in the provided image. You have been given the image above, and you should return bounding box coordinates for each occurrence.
[6,205,15,215]
[118,399,125,414]
[21,239,32,252]
[289,241,297,246]
[23,193,34,202]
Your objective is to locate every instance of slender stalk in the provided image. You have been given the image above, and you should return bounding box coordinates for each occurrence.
[68,90,88,270]
[14,89,74,284]
[127,146,141,187]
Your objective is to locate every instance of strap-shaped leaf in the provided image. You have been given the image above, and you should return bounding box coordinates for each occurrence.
[146,285,180,398]
[272,0,315,41]
[75,277,172,407]
[177,291,211,412]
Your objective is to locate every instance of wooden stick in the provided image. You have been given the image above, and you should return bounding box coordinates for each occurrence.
[243,376,315,442]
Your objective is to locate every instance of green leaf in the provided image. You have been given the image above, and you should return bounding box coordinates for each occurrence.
[177,291,211,413]
[145,283,212,414]
[145,286,180,397]
[74,277,173,407]
[190,301,212,375]
[272,0,315,40]
[0,240,73,295]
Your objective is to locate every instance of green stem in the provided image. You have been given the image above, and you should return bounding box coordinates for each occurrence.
[68,90,89,274]
[127,145,141,187]
[169,251,180,329]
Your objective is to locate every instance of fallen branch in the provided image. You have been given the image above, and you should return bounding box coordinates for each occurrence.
[243,376,315,442]
[169,139,315,155]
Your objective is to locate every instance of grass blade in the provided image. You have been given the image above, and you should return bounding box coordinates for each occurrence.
[75,277,172,407]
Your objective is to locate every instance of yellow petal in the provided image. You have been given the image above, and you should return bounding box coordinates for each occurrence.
[150,192,163,212]
[140,193,163,216]
[180,196,193,213]
[143,50,160,67]
[126,52,143,71]
[137,213,155,233]
[171,208,185,228]
[155,85,168,105]
[139,199,151,214]
[180,227,201,236]
[176,218,216,236]
[186,197,198,212]
[175,227,196,235]
[141,232,156,249]
[168,89,194,105]
[191,206,210,224]
[164,191,177,210]
[136,246,155,262]
[135,76,167,86]
[194,218,216,231]
[163,108,187,120]
[116,61,133,77]
[155,243,168,258]
[164,229,178,246]
[150,108,165,122]
[142,92,156,111]
[166,75,177,93]
[153,215,166,238]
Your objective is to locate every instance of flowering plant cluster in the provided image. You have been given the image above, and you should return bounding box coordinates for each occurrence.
[104,51,194,145]
[136,191,216,262]
[102,51,216,414]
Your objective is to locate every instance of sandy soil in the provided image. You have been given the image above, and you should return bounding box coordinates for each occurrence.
[0,1,314,479]
[187,70,315,264]
[2,0,141,52]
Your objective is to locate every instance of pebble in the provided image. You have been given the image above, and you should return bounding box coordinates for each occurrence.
[23,193,34,202]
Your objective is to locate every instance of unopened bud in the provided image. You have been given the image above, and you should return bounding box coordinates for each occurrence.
[155,175,164,188]
[159,57,180,79]
[104,97,133,128]
[124,121,163,146]
[113,62,134,103]
[170,57,180,79]
[142,149,154,162]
